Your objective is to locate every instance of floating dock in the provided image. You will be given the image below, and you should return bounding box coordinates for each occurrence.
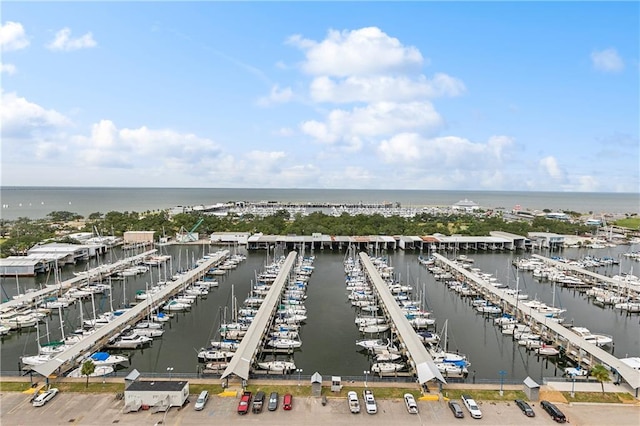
[432,253,640,394]
[30,250,230,378]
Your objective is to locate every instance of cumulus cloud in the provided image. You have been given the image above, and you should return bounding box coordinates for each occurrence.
[539,156,565,180]
[591,48,624,73]
[0,21,29,51]
[310,73,465,104]
[288,27,423,77]
[0,91,71,138]
[301,102,442,150]
[74,120,224,172]
[47,27,97,51]
[1,62,17,75]
[378,134,515,168]
[257,84,293,106]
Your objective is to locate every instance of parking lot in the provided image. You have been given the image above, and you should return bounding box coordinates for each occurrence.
[1,391,639,425]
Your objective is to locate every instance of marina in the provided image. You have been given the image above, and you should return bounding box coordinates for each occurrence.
[430,253,639,392]
[0,240,638,394]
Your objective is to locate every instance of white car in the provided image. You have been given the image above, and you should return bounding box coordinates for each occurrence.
[404,393,419,414]
[362,389,377,414]
[461,394,482,419]
[347,391,360,414]
[32,388,59,407]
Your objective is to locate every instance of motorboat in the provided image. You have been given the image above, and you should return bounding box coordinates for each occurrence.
[571,327,614,347]
[257,360,296,372]
[266,338,302,349]
[536,344,560,356]
[106,332,152,349]
[87,352,129,367]
[197,348,235,362]
[67,365,114,378]
[371,362,404,374]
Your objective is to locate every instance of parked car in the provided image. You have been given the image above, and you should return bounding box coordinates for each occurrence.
[461,394,483,419]
[252,391,265,413]
[267,392,279,411]
[194,390,209,411]
[32,388,59,407]
[283,393,293,410]
[347,391,360,414]
[448,400,465,418]
[515,399,535,417]
[237,391,252,415]
[403,393,419,414]
[362,389,377,414]
[541,400,566,423]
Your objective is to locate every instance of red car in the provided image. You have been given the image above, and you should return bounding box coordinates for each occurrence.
[283,393,293,410]
[237,391,252,415]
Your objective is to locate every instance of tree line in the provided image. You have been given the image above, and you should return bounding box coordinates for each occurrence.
[0,209,596,258]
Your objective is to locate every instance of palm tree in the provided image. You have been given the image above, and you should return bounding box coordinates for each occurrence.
[590,364,611,393]
[81,360,96,388]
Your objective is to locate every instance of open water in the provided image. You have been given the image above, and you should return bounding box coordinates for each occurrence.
[1,243,638,384]
[1,187,638,220]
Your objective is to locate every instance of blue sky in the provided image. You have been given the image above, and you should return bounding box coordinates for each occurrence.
[1,2,638,192]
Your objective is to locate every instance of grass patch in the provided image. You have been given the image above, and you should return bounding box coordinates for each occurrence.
[562,391,634,404]
[0,382,33,392]
[52,382,124,393]
[614,218,640,229]
[443,389,528,401]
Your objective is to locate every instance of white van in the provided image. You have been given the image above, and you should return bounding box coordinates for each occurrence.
[194,390,209,411]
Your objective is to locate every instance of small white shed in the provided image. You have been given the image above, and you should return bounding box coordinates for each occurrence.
[124,380,189,408]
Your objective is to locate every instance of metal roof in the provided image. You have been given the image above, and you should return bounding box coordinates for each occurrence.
[221,251,298,381]
[31,251,228,378]
[434,253,640,390]
[359,253,446,385]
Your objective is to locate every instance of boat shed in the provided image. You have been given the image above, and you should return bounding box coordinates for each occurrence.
[27,243,89,265]
[0,258,45,277]
[124,380,189,408]
[311,372,323,397]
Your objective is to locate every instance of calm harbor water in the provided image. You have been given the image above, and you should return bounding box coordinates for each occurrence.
[2,187,638,220]
[1,243,638,383]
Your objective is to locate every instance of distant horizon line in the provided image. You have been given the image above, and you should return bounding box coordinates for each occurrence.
[1,186,636,195]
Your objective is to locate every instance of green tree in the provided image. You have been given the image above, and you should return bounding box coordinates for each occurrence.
[81,359,95,388]
[590,364,611,393]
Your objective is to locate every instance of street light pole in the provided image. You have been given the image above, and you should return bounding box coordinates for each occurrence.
[167,367,174,381]
[364,370,370,388]
[296,368,303,386]
[571,373,576,398]
[498,370,507,396]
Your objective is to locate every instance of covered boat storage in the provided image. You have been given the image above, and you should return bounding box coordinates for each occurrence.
[359,252,446,387]
[220,252,298,385]
[433,253,640,395]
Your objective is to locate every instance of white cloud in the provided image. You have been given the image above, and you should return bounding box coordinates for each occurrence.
[0,21,29,51]
[378,134,515,169]
[47,27,97,51]
[310,73,465,104]
[301,102,442,150]
[257,85,293,106]
[74,120,224,172]
[591,48,624,73]
[289,27,423,77]
[1,62,17,75]
[275,127,294,137]
[0,91,71,138]
[539,155,565,180]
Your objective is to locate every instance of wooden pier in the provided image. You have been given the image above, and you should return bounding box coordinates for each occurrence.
[30,250,230,378]
[432,253,640,394]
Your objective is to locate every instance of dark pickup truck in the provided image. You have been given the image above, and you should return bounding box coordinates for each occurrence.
[237,391,252,415]
[252,391,265,413]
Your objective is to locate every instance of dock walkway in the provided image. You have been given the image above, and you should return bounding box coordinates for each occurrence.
[30,250,229,378]
[220,251,298,384]
[1,250,157,312]
[359,252,446,385]
[433,253,640,393]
